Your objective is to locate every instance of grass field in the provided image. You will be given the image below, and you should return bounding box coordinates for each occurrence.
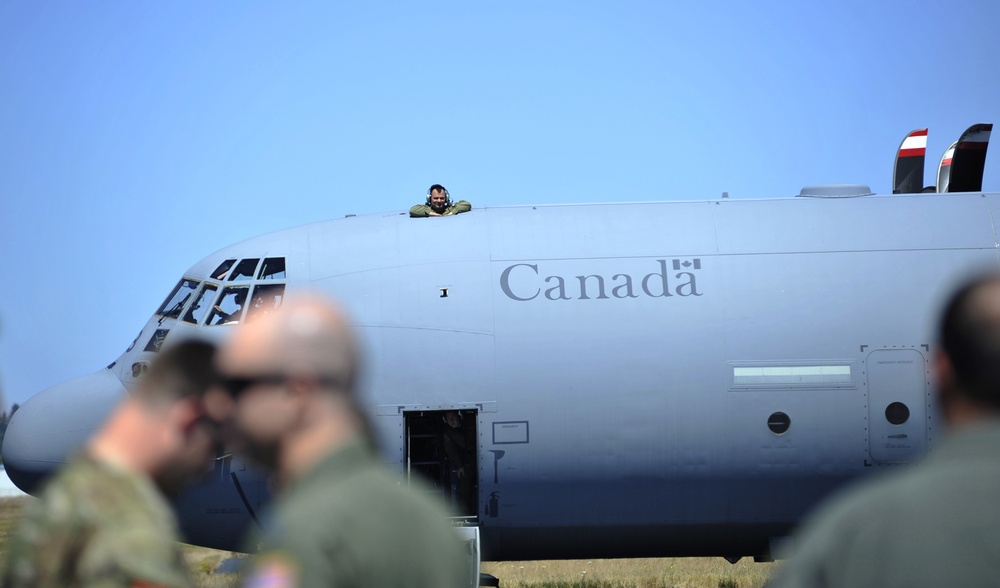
[1,497,778,587]
[481,558,776,588]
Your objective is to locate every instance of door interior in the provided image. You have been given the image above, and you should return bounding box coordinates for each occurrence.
[405,409,479,519]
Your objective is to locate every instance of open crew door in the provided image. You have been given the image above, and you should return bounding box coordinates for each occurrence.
[405,409,480,519]
[405,409,485,587]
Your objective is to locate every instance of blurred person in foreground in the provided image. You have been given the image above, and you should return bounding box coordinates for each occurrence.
[214,293,467,587]
[770,272,1000,588]
[2,340,219,588]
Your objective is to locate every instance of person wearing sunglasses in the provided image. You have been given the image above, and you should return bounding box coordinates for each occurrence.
[215,293,467,588]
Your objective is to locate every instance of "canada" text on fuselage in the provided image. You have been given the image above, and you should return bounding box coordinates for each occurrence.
[499,260,702,302]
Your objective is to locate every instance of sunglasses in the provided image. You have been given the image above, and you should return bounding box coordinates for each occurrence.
[217,373,343,398]
[217,374,290,397]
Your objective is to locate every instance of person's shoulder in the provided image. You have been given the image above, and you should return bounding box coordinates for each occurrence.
[56,456,176,533]
[3,458,188,588]
[33,455,108,509]
[410,203,430,217]
[804,467,913,530]
[64,457,151,505]
[6,457,103,537]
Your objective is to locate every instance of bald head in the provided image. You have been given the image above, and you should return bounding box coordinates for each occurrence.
[215,294,369,476]
[218,293,359,395]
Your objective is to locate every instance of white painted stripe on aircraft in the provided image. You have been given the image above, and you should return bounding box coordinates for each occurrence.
[900,134,927,149]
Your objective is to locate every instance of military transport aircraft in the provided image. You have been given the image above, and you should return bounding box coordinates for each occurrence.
[3,124,995,566]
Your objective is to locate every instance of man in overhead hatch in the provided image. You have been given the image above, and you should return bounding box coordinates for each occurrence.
[410,184,471,217]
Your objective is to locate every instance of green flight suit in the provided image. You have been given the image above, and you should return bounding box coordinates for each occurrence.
[409,200,472,217]
[2,454,192,588]
[769,421,1000,588]
[242,438,468,588]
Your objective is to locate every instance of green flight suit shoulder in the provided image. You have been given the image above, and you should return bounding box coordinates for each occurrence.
[409,200,472,217]
[447,200,472,215]
[243,439,468,588]
[409,203,433,217]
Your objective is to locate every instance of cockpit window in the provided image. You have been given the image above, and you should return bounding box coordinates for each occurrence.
[183,284,218,325]
[157,278,200,319]
[228,258,260,282]
[143,329,169,352]
[174,256,287,327]
[211,260,236,280]
[258,257,286,280]
[247,283,286,321]
[206,286,250,326]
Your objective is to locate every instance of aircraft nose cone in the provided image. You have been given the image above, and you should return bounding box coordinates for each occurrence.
[2,369,127,494]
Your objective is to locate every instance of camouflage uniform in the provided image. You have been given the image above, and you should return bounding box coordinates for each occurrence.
[242,437,468,588]
[2,454,192,588]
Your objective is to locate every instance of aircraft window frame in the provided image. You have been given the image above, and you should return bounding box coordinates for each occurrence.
[191,256,288,325]
[211,259,237,280]
[227,258,261,282]
[258,257,286,280]
[183,283,219,325]
[156,278,201,319]
[143,329,170,353]
[730,362,856,389]
[206,285,251,326]
[246,283,286,322]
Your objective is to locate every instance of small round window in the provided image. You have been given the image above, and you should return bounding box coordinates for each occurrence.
[767,412,791,435]
[885,402,910,425]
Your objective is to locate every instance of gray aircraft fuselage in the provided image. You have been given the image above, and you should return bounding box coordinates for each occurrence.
[5,188,996,561]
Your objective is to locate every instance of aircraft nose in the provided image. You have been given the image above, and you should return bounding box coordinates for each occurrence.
[2,369,127,494]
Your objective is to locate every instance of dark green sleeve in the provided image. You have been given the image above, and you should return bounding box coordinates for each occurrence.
[410,204,431,217]
[448,200,471,214]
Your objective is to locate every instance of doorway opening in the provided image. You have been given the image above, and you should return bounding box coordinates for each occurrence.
[404,409,479,519]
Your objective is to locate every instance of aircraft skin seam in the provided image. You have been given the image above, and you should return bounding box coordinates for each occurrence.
[489,247,997,263]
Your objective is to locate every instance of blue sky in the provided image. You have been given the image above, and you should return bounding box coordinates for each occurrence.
[2,1,999,408]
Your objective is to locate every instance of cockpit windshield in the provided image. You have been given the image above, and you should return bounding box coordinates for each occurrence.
[159,257,287,327]
[259,257,286,280]
[206,286,250,326]
[247,283,285,320]
[156,278,200,319]
[228,258,259,281]
[183,283,218,325]
[211,260,235,280]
